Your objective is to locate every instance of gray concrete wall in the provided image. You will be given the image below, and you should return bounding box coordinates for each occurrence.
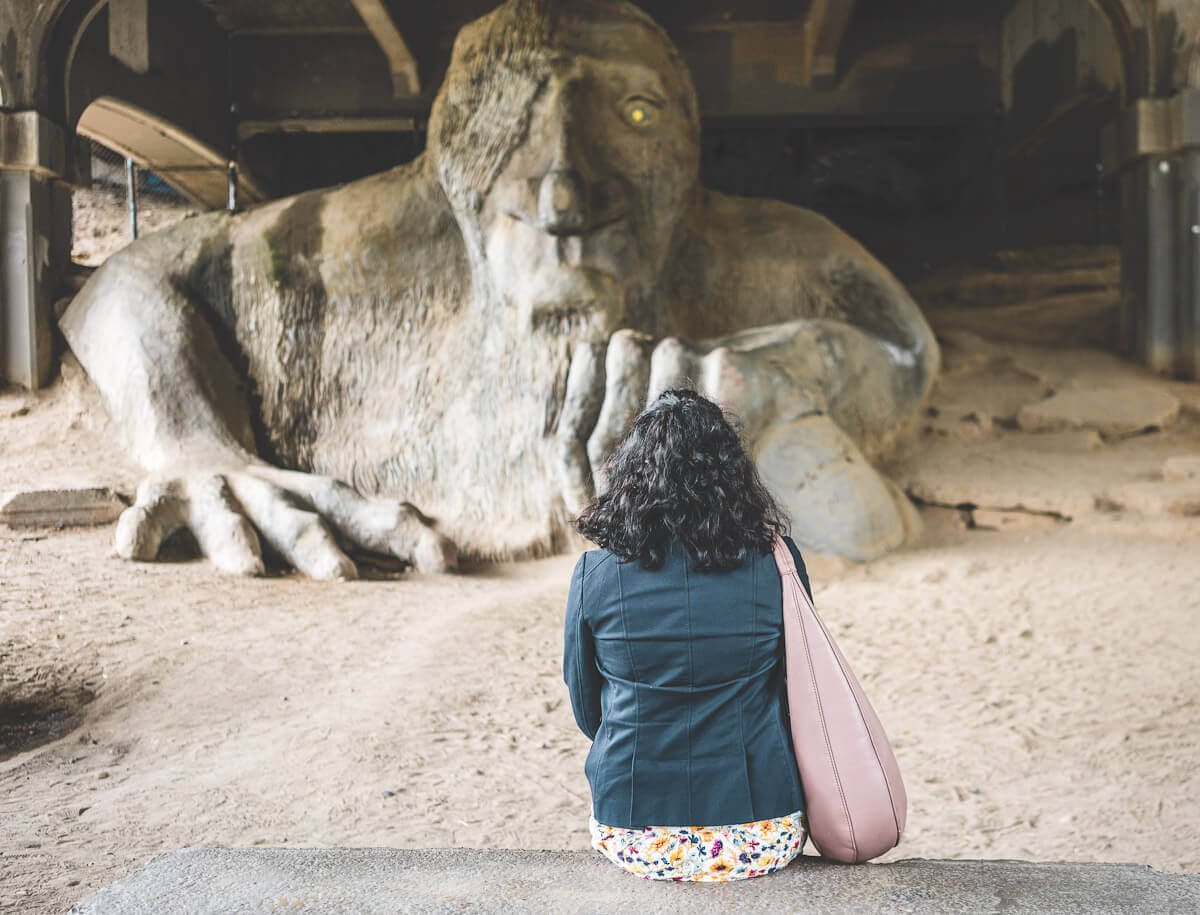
[0,0,64,109]
[1002,0,1125,113]
[1158,0,1200,92]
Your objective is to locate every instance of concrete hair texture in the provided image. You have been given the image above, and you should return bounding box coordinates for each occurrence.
[428,0,704,344]
[428,0,700,216]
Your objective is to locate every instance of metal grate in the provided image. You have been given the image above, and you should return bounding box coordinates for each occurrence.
[72,141,201,267]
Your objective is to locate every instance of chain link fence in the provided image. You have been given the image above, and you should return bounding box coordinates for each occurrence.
[72,141,201,267]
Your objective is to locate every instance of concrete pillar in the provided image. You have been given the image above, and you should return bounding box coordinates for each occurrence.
[0,111,72,389]
[1104,90,1200,379]
[1177,150,1200,378]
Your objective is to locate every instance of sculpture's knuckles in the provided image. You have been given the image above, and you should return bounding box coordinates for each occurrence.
[586,330,655,491]
[112,466,456,579]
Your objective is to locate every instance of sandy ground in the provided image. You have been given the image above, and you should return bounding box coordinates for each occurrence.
[2,247,1200,913]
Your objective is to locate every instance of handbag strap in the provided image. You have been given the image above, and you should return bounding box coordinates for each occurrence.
[772,534,797,576]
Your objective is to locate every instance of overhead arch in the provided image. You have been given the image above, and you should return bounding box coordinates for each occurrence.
[1086,0,1149,100]
[30,0,105,117]
[31,0,238,195]
[77,96,265,208]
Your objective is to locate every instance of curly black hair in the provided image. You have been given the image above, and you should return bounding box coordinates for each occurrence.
[576,389,788,571]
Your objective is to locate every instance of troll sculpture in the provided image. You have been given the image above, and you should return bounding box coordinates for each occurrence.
[60,0,939,578]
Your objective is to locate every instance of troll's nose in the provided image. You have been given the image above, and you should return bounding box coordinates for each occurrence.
[537,168,589,236]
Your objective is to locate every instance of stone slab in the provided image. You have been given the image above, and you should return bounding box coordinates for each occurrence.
[1008,428,1104,453]
[0,486,126,528]
[1105,480,1200,517]
[927,362,1048,426]
[897,438,1100,518]
[893,427,1184,521]
[69,848,1200,915]
[1164,455,1200,483]
[1017,385,1180,438]
[970,508,1066,531]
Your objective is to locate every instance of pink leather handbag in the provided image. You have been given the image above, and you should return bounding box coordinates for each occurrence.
[773,534,907,863]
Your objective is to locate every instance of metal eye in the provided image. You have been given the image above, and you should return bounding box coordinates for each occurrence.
[621,97,662,129]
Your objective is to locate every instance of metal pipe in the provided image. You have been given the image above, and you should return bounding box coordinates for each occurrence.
[1144,157,1178,375]
[1179,151,1200,379]
[227,161,238,212]
[125,157,139,240]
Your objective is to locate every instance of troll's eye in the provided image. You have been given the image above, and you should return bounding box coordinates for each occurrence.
[621,96,663,129]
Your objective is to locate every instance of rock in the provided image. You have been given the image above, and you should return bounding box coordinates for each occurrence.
[917,505,971,536]
[933,330,1000,374]
[1162,378,1200,417]
[928,290,1119,349]
[802,552,855,584]
[894,419,1177,523]
[1072,512,1200,539]
[1007,346,1152,392]
[1017,385,1180,438]
[929,362,1049,426]
[922,409,992,440]
[1012,429,1104,453]
[971,509,1065,531]
[0,487,127,528]
[898,437,1100,519]
[1164,455,1200,483]
[755,414,907,561]
[1105,481,1200,517]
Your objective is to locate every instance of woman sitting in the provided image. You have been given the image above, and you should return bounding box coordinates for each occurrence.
[563,388,814,882]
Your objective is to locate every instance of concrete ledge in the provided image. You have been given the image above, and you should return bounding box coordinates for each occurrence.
[69,848,1200,914]
[0,486,126,528]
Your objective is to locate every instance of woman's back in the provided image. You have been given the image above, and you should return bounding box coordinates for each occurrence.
[565,388,811,880]
[565,536,811,828]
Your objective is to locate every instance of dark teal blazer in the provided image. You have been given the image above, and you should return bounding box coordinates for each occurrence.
[563,536,811,828]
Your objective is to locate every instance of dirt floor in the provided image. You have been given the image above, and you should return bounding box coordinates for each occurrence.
[2,246,1200,913]
[71,183,197,268]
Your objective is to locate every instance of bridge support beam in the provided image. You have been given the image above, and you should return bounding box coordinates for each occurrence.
[1105,90,1200,378]
[0,111,73,389]
[349,0,421,97]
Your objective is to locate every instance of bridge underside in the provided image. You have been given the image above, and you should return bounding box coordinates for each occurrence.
[0,0,1194,386]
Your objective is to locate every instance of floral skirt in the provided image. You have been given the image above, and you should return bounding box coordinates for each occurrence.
[589,810,807,882]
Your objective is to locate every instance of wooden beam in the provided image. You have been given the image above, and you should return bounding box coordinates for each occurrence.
[805,0,856,89]
[237,116,418,141]
[348,0,421,97]
[108,0,150,74]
